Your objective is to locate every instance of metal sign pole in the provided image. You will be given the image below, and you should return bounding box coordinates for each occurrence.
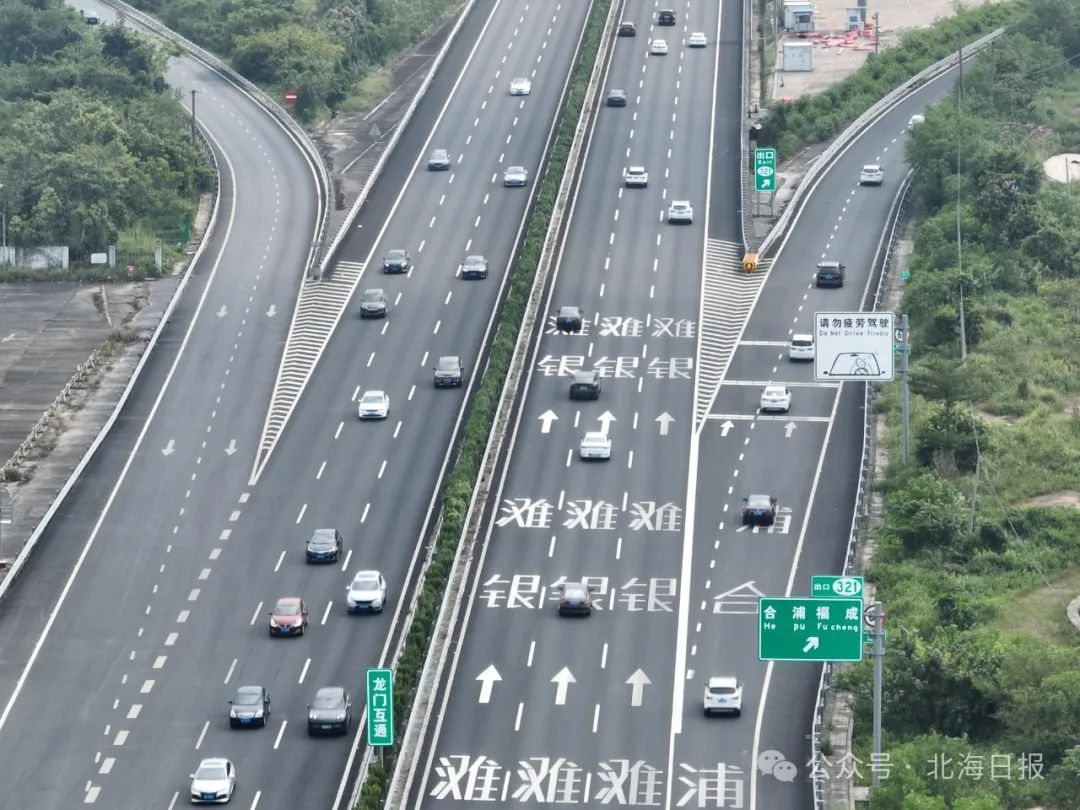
[871,601,885,785]
[900,313,910,464]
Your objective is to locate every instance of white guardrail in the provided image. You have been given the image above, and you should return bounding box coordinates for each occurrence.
[102,0,332,274]
[739,0,752,251]
[808,171,913,809]
[757,26,1005,258]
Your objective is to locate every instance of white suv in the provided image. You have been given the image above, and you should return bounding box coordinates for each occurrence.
[703,676,743,717]
[788,334,815,361]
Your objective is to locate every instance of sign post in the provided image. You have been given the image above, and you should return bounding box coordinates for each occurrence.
[758,596,864,662]
[754,148,776,192]
[813,311,896,382]
[810,575,864,599]
[365,668,394,752]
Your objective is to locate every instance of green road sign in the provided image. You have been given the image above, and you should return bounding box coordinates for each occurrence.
[754,148,777,192]
[811,575,864,599]
[864,629,888,647]
[365,668,394,747]
[758,597,864,662]
[900,270,912,281]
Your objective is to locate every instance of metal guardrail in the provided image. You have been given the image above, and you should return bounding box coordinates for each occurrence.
[808,172,913,809]
[757,27,1005,259]
[102,0,332,275]
[739,0,752,251]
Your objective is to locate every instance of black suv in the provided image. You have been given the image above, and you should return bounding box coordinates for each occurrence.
[606,89,627,107]
[556,306,583,333]
[658,9,676,25]
[569,370,602,400]
[306,528,343,563]
[434,356,464,388]
[815,260,846,288]
[383,249,410,274]
[617,21,636,36]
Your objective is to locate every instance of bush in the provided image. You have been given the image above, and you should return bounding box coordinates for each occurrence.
[884,471,967,555]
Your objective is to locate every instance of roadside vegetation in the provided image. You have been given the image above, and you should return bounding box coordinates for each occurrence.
[0,0,212,278]
[129,0,465,119]
[759,0,1016,161]
[832,1,1080,807]
[351,2,612,808]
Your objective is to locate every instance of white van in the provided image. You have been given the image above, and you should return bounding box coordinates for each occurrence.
[83,9,100,24]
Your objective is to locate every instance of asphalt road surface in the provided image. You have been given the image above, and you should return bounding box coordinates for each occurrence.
[0,0,587,808]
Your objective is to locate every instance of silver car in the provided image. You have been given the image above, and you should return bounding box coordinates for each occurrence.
[503,166,528,187]
[359,288,387,318]
[579,431,612,460]
[624,166,648,187]
[190,758,235,804]
[668,200,694,223]
[859,164,884,185]
[346,569,388,613]
[428,148,451,170]
[460,255,489,280]
[509,77,531,95]
[357,390,390,420]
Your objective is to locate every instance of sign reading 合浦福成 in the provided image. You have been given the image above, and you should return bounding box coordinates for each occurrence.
[365,668,394,747]
[758,596,864,662]
[813,311,895,382]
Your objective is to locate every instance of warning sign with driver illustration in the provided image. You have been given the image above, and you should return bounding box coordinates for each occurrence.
[814,311,895,382]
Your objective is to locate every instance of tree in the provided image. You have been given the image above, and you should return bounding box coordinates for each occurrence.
[1000,668,1080,764]
[884,471,967,554]
[1044,745,1080,810]
[866,733,1007,809]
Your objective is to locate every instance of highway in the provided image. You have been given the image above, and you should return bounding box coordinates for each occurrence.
[408,10,960,810]
[0,0,589,808]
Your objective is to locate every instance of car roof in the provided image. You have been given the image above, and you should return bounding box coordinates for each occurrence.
[198,757,231,767]
[386,248,407,255]
[583,431,608,441]
[764,384,787,392]
[315,686,345,699]
[352,569,381,580]
[708,676,738,688]
[559,305,580,314]
[362,287,385,295]
[275,596,302,606]
[746,493,773,501]
[563,581,588,590]
[312,528,336,538]
[361,390,386,398]
[432,148,448,154]
[792,333,813,340]
[572,370,598,381]
[672,200,691,206]
[818,260,841,267]
[438,355,459,363]
[862,164,881,170]
[628,165,647,172]
[507,166,525,172]
[609,88,625,94]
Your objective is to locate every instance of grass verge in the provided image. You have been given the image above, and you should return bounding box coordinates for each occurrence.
[351,1,613,807]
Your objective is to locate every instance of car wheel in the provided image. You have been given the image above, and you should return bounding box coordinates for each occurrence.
[703,708,711,717]
[230,720,238,729]
[734,709,741,717]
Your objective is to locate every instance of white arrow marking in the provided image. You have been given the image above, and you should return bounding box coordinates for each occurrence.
[784,421,797,438]
[216,306,227,318]
[597,411,617,434]
[655,412,675,436]
[161,440,176,456]
[538,410,558,434]
[476,664,502,704]
[625,668,651,707]
[266,305,277,318]
[551,666,576,706]
[719,419,735,437]
[1,333,15,343]
[224,439,237,456]
[803,637,820,653]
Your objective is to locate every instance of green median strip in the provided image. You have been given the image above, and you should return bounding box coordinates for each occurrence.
[352,1,613,807]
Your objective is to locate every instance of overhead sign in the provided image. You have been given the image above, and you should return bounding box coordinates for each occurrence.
[758,596,864,662]
[754,148,776,192]
[810,575,863,599]
[814,311,895,382]
[365,668,394,747]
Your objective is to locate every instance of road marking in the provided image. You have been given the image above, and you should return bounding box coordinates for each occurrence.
[273,550,285,572]
[224,659,237,684]
[341,548,353,571]
[592,704,600,733]
[295,503,307,523]
[140,680,153,694]
[316,460,327,480]
[84,786,100,804]
[601,643,608,669]
[322,601,333,625]
[165,632,178,646]
[194,720,209,750]
[298,658,311,684]
[250,791,262,809]
[188,589,200,602]
[127,704,141,720]
[274,720,288,750]
[707,413,830,423]
[199,568,211,581]
[250,602,263,625]
[99,758,114,775]
[153,656,166,669]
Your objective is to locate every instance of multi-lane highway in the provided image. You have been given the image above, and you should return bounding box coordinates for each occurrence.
[0,0,590,807]
[407,9,961,810]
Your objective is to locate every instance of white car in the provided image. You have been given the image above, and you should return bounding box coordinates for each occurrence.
[788,334,815,361]
[859,164,884,185]
[357,390,390,420]
[579,431,612,460]
[668,200,694,223]
[346,570,388,613]
[650,38,669,55]
[760,384,792,413]
[190,758,236,804]
[907,113,925,129]
[503,165,529,187]
[509,77,531,96]
[624,166,649,187]
[688,32,707,48]
[703,676,743,717]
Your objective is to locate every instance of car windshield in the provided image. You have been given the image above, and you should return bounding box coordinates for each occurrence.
[465,256,485,265]
[564,585,587,598]
[352,576,380,590]
[438,358,459,371]
[196,764,227,780]
[764,387,785,396]
[386,250,406,261]
[709,685,737,695]
[361,393,383,405]
[747,495,772,508]
[792,338,812,346]
[362,290,383,302]
[274,601,300,615]
[313,693,342,709]
[234,691,261,706]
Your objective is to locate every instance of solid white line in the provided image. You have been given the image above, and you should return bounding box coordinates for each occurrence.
[750,385,843,807]
[0,125,241,738]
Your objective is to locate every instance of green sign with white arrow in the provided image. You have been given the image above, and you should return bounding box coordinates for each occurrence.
[758,596,864,662]
[754,148,777,192]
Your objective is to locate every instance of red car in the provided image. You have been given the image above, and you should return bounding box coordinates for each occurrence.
[268,597,308,637]
[742,494,778,526]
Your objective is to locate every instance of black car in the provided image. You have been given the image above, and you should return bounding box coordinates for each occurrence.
[569,370,601,400]
[460,255,489,280]
[815,261,845,288]
[434,355,464,388]
[658,9,676,25]
[229,685,270,729]
[306,528,343,563]
[742,494,778,526]
[383,249,410,274]
[558,582,593,616]
[307,687,351,736]
[617,21,636,36]
[606,89,627,107]
[556,306,583,333]
[359,288,388,318]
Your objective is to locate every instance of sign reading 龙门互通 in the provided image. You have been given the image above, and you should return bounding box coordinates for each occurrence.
[365,668,394,746]
[814,311,895,382]
[758,596,864,662]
